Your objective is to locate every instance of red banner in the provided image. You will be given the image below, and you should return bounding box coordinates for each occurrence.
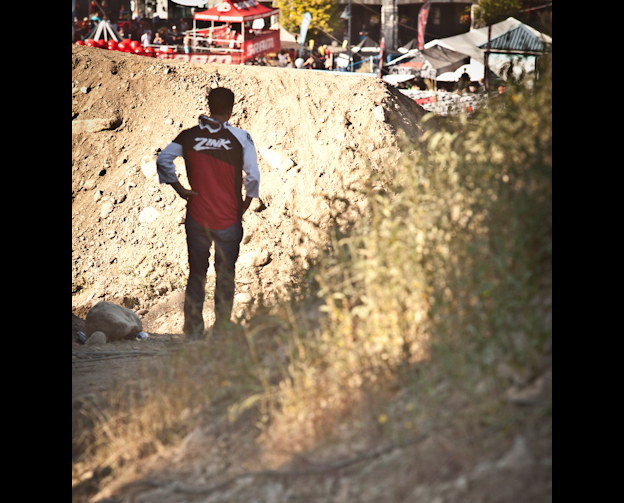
[418,1,432,51]
[243,30,280,60]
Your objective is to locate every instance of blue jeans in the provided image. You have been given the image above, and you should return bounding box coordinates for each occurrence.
[184,215,243,337]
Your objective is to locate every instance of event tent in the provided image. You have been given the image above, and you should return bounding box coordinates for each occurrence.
[184,0,281,63]
[478,23,549,54]
[424,17,551,81]
[386,45,470,80]
[194,0,279,23]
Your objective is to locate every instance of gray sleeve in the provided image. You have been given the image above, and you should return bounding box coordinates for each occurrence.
[156,142,183,184]
[229,127,260,198]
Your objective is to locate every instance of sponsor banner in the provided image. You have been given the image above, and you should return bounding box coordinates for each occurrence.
[300,12,312,47]
[158,53,237,64]
[243,30,280,58]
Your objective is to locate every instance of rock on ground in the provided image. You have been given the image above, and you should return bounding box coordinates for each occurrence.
[72,116,122,134]
[84,301,143,341]
[85,331,107,346]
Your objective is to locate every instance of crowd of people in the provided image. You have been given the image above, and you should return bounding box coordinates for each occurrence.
[275,46,335,70]
[74,15,188,49]
[73,1,192,48]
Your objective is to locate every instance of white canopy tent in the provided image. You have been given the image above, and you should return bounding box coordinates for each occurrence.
[425,17,551,82]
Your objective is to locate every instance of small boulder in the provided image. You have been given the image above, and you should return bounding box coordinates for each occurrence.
[85,331,107,346]
[85,301,143,342]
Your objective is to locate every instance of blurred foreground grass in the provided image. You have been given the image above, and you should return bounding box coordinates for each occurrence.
[72,56,552,493]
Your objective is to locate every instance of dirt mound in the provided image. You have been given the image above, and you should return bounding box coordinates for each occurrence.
[71,45,426,331]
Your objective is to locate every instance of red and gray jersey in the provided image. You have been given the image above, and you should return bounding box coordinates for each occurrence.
[157,116,260,230]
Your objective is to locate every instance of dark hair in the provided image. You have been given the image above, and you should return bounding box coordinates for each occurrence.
[208,87,235,115]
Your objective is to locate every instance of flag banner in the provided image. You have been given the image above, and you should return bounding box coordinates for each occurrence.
[300,12,312,47]
[379,36,386,75]
[418,1,432,51]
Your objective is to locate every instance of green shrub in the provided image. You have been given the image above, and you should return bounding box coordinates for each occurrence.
[270,55,552,438]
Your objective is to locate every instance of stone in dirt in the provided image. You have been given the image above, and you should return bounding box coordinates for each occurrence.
[72,116,122,134]
[85,331,107,346]
[85,301,143,341]
[258,147,294,172]
[141,155,158,179]
[374,105,386,122]
[100,201,115,218]
[235,293,253,304]
[139,207,161,224]
[238,250,271,268]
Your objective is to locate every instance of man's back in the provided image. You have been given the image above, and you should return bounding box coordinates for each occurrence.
[157,116,260,231]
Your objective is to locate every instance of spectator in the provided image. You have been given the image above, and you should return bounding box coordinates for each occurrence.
[359,25,369,41]
[184,32,191,53]
[90,12,101,30]
[172,25,183,45]
[153,32,164,46]
[229,29,238,49]
[141,29,152,48]
[131,19,143,42]
[100,1,111,19]
[152,11,160,29]
[278,50,287,68]
[456,71,470,94]
[119,3,130,20]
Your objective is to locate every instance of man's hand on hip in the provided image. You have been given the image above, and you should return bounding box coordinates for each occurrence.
[171,182,198,201]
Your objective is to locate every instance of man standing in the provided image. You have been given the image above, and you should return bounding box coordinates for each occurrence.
[157,87,260,340]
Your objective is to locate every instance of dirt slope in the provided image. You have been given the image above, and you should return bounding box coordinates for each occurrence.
[71,44,425,332]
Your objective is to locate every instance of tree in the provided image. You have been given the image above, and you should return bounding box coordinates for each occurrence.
[277,0,341,39]
[472,0,522,28]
